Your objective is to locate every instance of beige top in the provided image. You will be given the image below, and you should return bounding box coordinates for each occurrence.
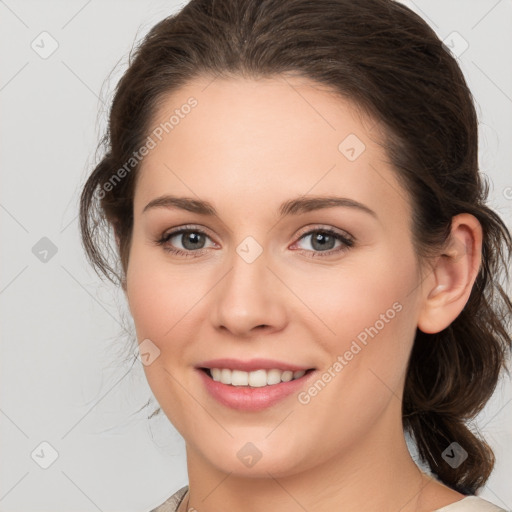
[150,486,508,512]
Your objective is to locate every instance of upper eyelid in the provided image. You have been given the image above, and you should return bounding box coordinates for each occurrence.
[162,224,217,242]
[294,224,353,241]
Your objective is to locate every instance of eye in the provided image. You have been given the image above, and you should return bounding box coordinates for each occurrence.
[155,225,216,257]
[154,224,355,259]
[291,227,354,258]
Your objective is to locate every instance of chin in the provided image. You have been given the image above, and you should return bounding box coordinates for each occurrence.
[195,436,312,478]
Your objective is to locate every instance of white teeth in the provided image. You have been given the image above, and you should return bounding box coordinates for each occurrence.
[231,370,248,386]
[220,368,231,384]
[208,368,308,387]
[248,369,267,387]
[281,370,293,382]
[266,369,282,385]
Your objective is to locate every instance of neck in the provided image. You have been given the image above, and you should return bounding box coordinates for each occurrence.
[182,401,437,512]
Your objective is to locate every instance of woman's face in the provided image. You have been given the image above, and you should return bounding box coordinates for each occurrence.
[125,75,426,477]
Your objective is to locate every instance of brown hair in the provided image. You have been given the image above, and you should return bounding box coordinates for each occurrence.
[79,0,512,495]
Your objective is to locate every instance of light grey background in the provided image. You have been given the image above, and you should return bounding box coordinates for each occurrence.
[1,1,511,511]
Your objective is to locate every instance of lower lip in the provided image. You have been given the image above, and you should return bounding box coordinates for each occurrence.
[197,369,316,411]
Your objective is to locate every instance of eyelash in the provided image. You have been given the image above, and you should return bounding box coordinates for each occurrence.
[154,224,355,259]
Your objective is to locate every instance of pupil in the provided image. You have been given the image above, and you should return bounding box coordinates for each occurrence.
[183,232,204,250]
[312,232,335,251]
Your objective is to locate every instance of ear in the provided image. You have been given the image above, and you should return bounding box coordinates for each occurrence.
[417,213,483,334]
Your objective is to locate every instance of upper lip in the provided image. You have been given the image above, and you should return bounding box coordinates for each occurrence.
[196,358,314,372]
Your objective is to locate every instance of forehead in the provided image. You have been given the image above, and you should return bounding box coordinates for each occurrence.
[134,75,410,222]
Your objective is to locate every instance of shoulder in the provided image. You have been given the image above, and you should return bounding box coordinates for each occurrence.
[149,486,189,512]
[434,496,508,512]
[147,489,508,512]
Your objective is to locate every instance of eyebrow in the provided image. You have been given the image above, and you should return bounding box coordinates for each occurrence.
[142,194,377,218]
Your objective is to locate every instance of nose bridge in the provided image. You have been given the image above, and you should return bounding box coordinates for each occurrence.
[210,236,287,336]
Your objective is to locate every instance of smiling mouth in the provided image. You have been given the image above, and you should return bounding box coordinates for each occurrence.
[199,367,315,387]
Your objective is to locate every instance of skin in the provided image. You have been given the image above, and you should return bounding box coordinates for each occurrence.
[123,75,482,512]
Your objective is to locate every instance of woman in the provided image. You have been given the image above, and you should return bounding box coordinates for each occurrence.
[79,0,512,510]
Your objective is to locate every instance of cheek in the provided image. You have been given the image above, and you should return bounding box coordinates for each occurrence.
[293,258,417,433]
[297,257,410,337]
[299,248,418,382]
[125,246,201,433]
[126,242,177,341]
[126,241,214,350]
[126,273,166,341]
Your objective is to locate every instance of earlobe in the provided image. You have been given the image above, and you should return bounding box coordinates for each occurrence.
[417,213,483,334]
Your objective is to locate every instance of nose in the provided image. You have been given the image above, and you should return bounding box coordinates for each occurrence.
[210,246,288,338]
